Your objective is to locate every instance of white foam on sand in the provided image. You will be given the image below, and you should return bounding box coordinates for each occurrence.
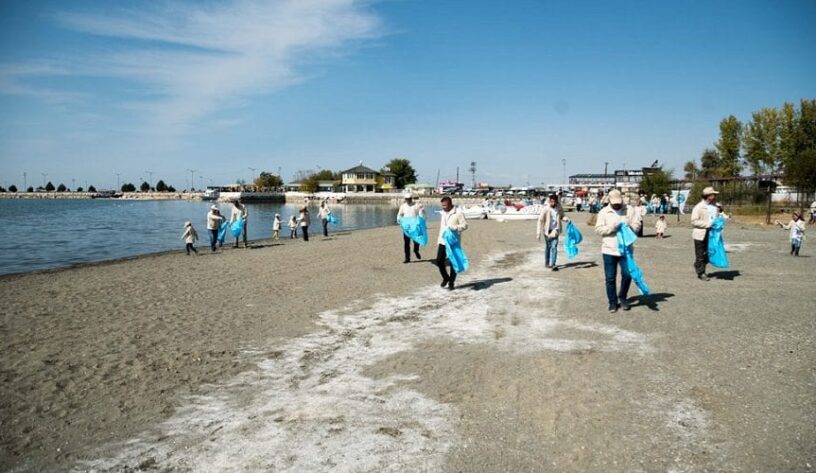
[78,250,651,472]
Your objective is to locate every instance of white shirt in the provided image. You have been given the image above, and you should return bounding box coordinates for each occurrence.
[397,201,425,220]
[230,205,248,223]
[207,212,223,230]
[437,208,467,245]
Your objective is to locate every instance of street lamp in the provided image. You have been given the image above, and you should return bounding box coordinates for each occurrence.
[187,169,197,191]
[145,170,154,190]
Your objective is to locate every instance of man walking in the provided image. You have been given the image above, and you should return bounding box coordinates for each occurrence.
[206,205,224,252]
[691,187,719,281]
[594,189,639,313]
[397,191,426,263]
[437,196,467,290]
[230,199,249,248]
[536,194,564,271]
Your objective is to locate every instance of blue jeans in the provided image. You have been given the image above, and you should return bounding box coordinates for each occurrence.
[603,253,632,308]
[544,237,558,267]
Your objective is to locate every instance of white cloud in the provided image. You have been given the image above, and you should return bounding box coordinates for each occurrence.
[3,0,383,135]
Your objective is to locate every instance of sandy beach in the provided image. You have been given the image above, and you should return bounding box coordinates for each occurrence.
[1,213,814,472]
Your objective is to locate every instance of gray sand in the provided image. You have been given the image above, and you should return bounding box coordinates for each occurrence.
[1,213,814,472]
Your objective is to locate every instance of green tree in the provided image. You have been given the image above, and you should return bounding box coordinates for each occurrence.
[783,148,816,201]
[0,186,6,192]
[683,160,699,181]
[743,107,780,174]
[45,181,55,191]
[301,169,336,193]
[385,158,417,189]
[689,180,711,204]
[121,183,135,192]
[779,102,799,170]
[140,181,150,192]
[26,186,34,192]
[57,183,67,192]
[88,185,96,192]
[700,148,720,178]
[9,185,17,192]
[167,186,176,192]
[155,180,168,192]
[254,171,284,190]
[716,115,743,176]
[76,186,83,192]
[639,168,673,197]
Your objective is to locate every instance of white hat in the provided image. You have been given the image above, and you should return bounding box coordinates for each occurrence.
[702,186,719,197]
[608,189,623,205]
[403,191,413,199]
[210,205,218,210]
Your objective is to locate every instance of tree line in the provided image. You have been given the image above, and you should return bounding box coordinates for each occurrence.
[683,99,816,198]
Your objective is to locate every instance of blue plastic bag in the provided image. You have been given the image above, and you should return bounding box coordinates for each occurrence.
[399,216,428,246]
[327,213,339,225]
[708,216,729,268]
[616,224,651,295]
[230,218,244,238]
[564,221,583,259]
[442,228,469,273]
[217,220,229,244]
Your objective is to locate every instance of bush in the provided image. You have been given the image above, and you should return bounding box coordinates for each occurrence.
[88,185,96,192]
[45,181,55,191]
[57,183,67,192]
[76,187,84,192]
[27,186,34,192]
[121,183,136,192]
[9,185,17,192]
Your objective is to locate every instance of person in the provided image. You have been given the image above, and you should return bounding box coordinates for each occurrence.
[206,205,224,252]
[272,213,281,240]
[230,199,249,248]
[776,211,806,256]
[575,195,583,212]
[655,215,667,239]
[397,191,426,263]
[288,215,298,239]
[536,194,564,271]
[810,201,816,224]
[318,201,331,237]
[298,206,311,242]
[632,198,646,237]
[437,196,468,290]
[690,186,719,281]
[670,194,679,215]
[594,189,638,313]
[181,221,199,255]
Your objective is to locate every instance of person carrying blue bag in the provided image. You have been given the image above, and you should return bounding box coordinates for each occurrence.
[595,190,643,313]
[617,223,651,296]
[708,215,729,269]
[536,194,564,270]
[229,199,249,248]
[436,196,468,290]
[206,205,225,252]
[397,191,426,263]
[563,219,583,259]
[690,186,720,280]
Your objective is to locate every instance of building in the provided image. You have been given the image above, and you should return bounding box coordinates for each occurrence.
[380,169,397,192]
[341,163,380,192]
[568,174,616,187]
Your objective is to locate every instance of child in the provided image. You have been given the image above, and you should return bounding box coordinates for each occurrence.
[776,212,806,256]
[288,215,298,239]
[181,221,199,255]
[655,215,667,239]
[272,213,281,240]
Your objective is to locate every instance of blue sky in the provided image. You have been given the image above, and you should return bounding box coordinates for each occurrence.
[1,0,814,190]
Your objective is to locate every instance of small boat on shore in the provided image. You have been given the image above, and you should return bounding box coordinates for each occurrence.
[486,203,542,221]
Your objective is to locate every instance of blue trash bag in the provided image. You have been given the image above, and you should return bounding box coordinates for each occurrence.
[564,221,583,259]
[327,213,339,225]
[400,216,428,246]
[708,216,729,268]
[217,220,229,244]
[230,218,244,238]
[442,228,469,273]
[617,224,651,295]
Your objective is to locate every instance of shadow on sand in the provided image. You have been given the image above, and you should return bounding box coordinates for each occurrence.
[629,292,675,311]
[709,270,741,280]
[556,261,599,270]
[457,277,513,291]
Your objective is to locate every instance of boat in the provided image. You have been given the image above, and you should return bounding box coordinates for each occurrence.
[486,203,543,221]
[460,205,487,220]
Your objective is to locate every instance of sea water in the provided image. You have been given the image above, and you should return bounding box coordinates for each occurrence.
[0,199,430,275]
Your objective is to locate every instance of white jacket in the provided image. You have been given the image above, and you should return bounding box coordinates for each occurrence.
[437,208,468,245]
[206,212,223,230]
[230,204,248,223]
[594,205,637,256]
[397,202,426,221]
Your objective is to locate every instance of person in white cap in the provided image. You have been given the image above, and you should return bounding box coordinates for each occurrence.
[318,200,332,237]
[397,191,426,263]
[594,189,640,313]
[690,186,720,280]
[181,221,199,255]
[206,205,224,252]
[230,199,249,248]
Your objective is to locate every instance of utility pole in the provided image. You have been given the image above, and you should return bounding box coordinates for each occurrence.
[71,178,75,191]
[187,169,197,191]
[199,175,203,190]
[145,170,154,190]
[115,173,121,190]
[604,162,609,176]
[456,166,459,185]
[41,172,47,188]
[23,172,27,191]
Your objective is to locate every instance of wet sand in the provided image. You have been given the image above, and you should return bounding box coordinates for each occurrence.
[1,214,814,472]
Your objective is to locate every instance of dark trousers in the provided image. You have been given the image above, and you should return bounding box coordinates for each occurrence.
[302,225,309,242]
[404,235,420,261]
[322,218,329,237]
[185,242,198,255]
[209,229,219,251]
[694,232,709,275]
[234,221,248,247]
[603,254,631,308]
[637,224,644,237]
[436,244,456,283]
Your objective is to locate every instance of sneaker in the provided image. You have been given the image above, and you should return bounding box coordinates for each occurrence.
[697,274,710,281]
[447,281,455,290]
[403,259,410,264]
[621,301,631,311]
[414,251,422,260]
[440,279,449,288]
[551,266,559,272]
[609,306,618,314]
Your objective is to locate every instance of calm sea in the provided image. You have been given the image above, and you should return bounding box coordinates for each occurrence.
[0,199,429,276]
